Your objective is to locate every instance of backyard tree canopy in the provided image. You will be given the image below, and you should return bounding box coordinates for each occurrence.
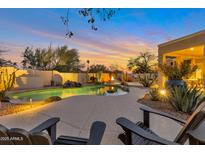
[127,52,157,74]
[53,46,84,72]
[89,64,109,73]
[21,45,84,72]
[127,52,158,87]
[61,8,120,38]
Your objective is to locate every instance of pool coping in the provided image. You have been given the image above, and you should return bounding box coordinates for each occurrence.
[7,84,129,104]
[7,82,122,94]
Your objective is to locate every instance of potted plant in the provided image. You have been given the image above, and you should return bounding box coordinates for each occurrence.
[159,61,198,88]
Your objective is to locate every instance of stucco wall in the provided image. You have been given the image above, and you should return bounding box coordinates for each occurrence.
[0,67,113,90]
[158,31,205,54]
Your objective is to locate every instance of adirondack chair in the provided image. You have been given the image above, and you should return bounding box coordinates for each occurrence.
[0,117,106,145]
[116,102,205,145]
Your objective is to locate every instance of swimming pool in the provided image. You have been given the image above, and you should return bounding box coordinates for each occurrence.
[10,85,128,102]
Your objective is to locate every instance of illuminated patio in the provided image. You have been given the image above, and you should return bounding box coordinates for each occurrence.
[158,30,205,88]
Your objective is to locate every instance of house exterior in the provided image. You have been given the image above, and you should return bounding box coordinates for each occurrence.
[158,30,205,88]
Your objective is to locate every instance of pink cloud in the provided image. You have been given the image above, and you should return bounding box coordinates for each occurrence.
[1,22,157,68]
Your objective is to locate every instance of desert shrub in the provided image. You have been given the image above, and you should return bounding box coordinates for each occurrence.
[168,86,205,114]
[136,73,157,88]
[149,88,160,101]
[45,96,62,103]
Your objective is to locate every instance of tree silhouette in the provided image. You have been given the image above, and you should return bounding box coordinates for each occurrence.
[127,52,157,74]
[61,8,120,38]
[21,45,84,72]
[89,64,109,73]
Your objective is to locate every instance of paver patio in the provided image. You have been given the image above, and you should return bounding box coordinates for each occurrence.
[0,87,182,144]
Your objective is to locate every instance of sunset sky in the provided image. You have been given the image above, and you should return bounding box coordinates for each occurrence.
[1,8,205,68]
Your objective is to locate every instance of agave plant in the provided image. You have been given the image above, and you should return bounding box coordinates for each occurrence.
[149,88,160,101]
[168,86,205,114]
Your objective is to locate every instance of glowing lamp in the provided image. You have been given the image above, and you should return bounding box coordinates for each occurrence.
[159,89,166,96]
[111,76,114,81]
[29,98,32,103]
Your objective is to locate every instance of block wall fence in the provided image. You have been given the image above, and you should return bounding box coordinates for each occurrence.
[0,67,113,90]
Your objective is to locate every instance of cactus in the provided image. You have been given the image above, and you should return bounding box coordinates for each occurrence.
[0,68,17,101]
[149,88,160,101]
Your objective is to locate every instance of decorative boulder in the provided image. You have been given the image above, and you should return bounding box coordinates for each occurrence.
[63,81,75,88]
[45,96,62,103]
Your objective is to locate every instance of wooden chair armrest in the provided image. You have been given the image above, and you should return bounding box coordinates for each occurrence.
[87,121,106,145]
[30,117,60,144]
[30,117,60,132]
[116,117,179,145]
[140,106,186,127]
